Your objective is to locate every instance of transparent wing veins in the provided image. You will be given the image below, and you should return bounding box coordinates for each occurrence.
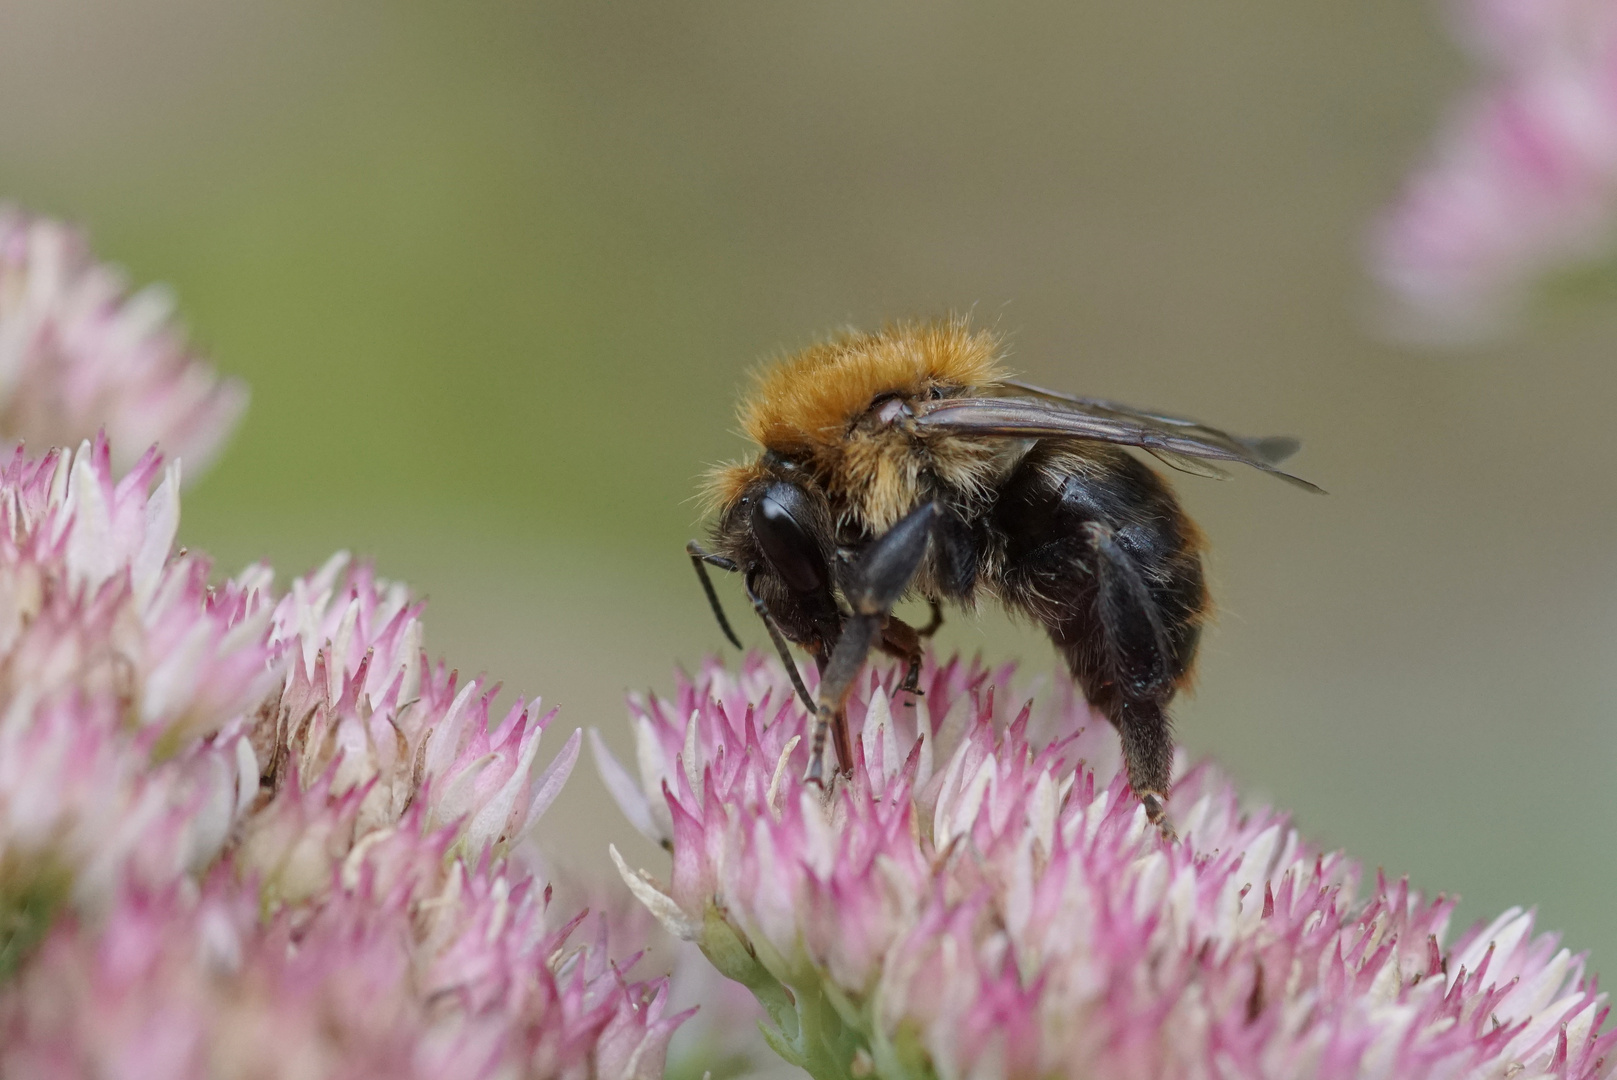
[914,386,1323,493]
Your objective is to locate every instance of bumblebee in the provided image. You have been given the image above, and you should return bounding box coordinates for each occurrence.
[688,320,1316,826]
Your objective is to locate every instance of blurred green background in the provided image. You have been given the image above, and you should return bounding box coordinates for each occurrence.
[5,0,1616,968]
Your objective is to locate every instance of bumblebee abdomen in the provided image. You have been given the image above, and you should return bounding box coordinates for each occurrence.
[991,443,1208,688]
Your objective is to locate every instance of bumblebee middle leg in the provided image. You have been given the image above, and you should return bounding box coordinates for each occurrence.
[877,615,929,696]
[882,597,945,697]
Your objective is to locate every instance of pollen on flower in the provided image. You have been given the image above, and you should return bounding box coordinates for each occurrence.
[600,653,1617,1080]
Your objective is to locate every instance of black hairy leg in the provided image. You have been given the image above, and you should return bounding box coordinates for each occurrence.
[1040,524,1183,832]
[804,502,939,786]
[1074,521,1179,827]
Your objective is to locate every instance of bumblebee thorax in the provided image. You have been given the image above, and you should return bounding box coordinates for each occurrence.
[738,320,1006,451]
[706,319,1016,531]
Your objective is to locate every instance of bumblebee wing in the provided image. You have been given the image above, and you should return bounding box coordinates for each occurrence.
[914,389,1323,492]
[1141,449,1234,482]
[997,379,1218,431]
[997,380,1305,463]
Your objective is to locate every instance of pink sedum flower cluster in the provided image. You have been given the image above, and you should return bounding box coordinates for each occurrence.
[0,205,247,477]
[0,322,684,1080]
[1373,0,1617,340]
[0,200,683,1079]
[563,874,805,1080]
[0,434,683,1078]
[5,197,1613,1080]
[5,842,682,1079]
[240,552,580,908]
[0,438,274,936]
[602,656,1616,1080]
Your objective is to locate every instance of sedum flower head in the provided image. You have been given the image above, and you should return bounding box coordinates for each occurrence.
[555,870,804,1080]
[0,437,280,745]
[0,204,682,1077]
[0,849,685,1080]
[0,205,247,478]
[602,655,1617,1080]
[0,434,681,1078]
[0,437,274,951]
[1372,0,1617,340]
[239,552,579,905]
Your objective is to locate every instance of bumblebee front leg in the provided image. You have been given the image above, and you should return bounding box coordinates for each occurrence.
[688,540,816,714]
[744,582,817,713]
[805,503,939,786]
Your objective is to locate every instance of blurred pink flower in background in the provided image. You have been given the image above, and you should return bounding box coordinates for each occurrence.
[1373,0,1617,340]
[602,656,1617,1080]
[0,206,246,477]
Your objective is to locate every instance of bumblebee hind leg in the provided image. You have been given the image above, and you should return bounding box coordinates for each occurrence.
[1101,693,1175,833]
[992,448,1205,836]
[1078,522,1180,832]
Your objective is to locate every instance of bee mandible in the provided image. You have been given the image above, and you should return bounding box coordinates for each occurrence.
[688,320,1318,826]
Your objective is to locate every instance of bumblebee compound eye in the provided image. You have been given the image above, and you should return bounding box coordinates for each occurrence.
[751,483,830,595]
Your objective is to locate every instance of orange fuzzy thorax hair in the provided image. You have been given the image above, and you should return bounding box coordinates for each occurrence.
[740,320,1006,453]
[704,320,1013,527]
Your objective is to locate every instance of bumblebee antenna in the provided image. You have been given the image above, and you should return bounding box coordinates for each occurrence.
[686,541,744,650]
